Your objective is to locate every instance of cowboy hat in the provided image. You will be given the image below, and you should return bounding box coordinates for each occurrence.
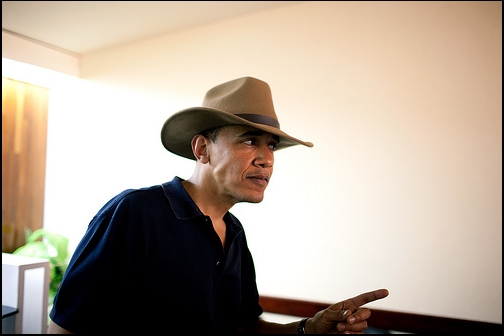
[160,76,314,160]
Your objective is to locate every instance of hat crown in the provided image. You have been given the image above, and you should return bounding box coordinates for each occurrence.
[202,77,279,123]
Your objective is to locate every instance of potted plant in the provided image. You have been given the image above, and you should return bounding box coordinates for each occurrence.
[12,228,69,307]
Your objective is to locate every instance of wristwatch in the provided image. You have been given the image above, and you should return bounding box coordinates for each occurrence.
[297,318,309,334]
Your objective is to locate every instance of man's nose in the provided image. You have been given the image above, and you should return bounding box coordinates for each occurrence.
[255,145,274,168]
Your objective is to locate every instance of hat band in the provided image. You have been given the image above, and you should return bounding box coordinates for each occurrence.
[236,114,280,129]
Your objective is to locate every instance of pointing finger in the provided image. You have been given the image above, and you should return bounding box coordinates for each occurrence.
[351,288,389,309]
[331,288,389,312]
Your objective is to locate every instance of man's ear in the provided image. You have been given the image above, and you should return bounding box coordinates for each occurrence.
[191,134,210,163]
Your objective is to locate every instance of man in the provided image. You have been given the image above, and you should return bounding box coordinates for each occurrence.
[48,76,388,334]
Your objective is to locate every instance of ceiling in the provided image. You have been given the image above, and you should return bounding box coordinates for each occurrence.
[2,1,304,56]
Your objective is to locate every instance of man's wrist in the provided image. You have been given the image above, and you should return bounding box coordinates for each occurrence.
[297,317,309,334]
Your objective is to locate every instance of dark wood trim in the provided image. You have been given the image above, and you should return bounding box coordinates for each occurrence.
[259,295,502,333]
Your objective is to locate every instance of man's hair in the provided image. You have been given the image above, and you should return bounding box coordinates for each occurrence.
[199,126,222,142]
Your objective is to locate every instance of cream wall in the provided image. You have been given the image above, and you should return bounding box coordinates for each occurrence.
[2,1,501,324]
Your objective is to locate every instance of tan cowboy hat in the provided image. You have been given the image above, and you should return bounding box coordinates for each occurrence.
[160,76,314,160]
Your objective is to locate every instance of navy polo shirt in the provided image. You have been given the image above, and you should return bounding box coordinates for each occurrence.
[49,176,263,333]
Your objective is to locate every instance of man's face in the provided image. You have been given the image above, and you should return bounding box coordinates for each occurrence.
[205,125,278,204]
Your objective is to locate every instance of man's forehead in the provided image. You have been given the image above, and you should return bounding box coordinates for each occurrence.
[222,125,279,140]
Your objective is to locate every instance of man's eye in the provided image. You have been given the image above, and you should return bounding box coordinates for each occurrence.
[269,143,279,151]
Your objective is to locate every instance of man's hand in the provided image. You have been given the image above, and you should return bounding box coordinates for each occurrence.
[306,288,389,334]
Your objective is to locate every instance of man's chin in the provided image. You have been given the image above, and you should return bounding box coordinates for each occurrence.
[241,194,265,204]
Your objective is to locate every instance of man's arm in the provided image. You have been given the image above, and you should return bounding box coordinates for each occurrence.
[238,318,300,334]
[239,288,389,334]
[47,320,73,334]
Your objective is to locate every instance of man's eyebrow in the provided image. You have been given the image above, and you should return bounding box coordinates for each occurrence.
[238,130,265,137]
[238,130,280,142]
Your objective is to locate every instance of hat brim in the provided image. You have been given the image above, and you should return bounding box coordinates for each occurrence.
[161,107,314,160]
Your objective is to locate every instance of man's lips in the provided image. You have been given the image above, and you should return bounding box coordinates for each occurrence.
[247,174,270,186]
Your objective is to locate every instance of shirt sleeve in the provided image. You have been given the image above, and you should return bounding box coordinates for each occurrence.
[49,189,139,333]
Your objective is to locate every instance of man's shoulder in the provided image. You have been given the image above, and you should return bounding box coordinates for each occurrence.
[95,183,167,216]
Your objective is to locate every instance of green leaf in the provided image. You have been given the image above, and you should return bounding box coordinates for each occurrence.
[12,241,51,259]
